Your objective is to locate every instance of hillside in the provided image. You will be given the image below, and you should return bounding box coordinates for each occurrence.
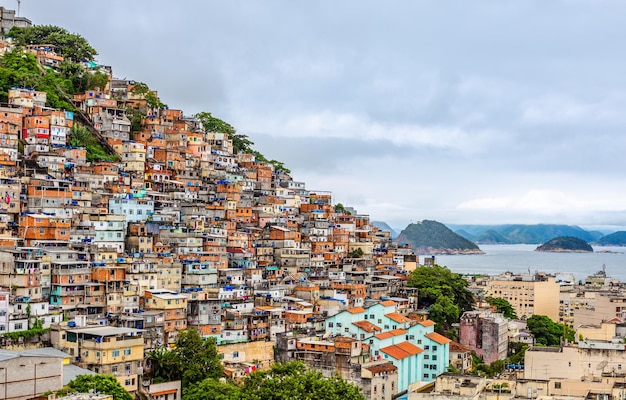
[396,220,484,255]
[595,231,626,246]
[535,236,593,253]
[475,229,511,244]
[449,224,602,244]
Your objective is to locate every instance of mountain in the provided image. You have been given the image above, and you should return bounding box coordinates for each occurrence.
[371,221,399,239]
[455,229,476,242]
[535,236,593,253]
[595,231,626,246]
[396,220,484,255]
[475,229,511,244]
[449,224,603,244]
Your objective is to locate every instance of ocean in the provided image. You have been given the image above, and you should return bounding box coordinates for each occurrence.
[426,244,626,283]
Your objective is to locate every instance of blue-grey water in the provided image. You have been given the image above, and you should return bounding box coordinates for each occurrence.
[426,244,626,283]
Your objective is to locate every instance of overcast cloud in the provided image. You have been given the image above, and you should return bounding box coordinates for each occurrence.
[20,1,626,231]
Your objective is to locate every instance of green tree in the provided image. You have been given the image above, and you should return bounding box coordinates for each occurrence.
[130,81,166,109]
[8,25,97,62]
[65,374,132,400]
[174,329,224,387]
[428,295,460,332]
[486,297,518,319]
[195,111,236,135]
[526,315,574,346]
[183,378,241,400]
[146,346,180,384]
[239,361,365,400]
[408,265,474,313]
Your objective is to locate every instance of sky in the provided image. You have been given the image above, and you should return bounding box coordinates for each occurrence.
[16,0,626,231]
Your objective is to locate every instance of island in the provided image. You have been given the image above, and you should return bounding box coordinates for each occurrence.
[396,220,485,255]
[535,236,593,253]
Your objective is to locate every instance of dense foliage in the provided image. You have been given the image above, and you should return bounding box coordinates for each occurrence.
[408,265,474,332]
[183,361,364,400]
[595,231,626,246]
[486,297,518,319]
[69,124,118,162]
[526,315,574,346]
[62,374,132,400]
[397,220,481,253]
[8,25,97,62]
[146,329,223,388]
[535,236,593,252]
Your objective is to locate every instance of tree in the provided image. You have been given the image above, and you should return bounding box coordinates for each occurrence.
[130,81,166,109]
[238,361,365,400]
[195,111,236,135]
[408,265,474,313]
[486,297,518,319]
[146,346,180,384]
[174,329,224,387]
[183,378,241,400]
[8,25,97,62]
[428,295,460,332]
[65,374,132,400]
[526,315,574,346]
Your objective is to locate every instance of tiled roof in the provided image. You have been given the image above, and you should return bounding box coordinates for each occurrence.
[418,319,436,327]
[380,300,396,307]
[380,341,423,360]
[449,340,471,353]
[347,307,366,314]
[374,328,407,340]
[385,312,411,324]
[352,320,382,333]
[365,363,398,374]
[426,331,452,345]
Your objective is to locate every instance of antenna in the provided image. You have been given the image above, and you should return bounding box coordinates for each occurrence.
[16,0,21,17]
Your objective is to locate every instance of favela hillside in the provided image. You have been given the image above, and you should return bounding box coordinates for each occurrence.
[0,7,624,400]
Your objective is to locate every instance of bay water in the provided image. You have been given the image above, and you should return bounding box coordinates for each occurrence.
[427,244,626,283]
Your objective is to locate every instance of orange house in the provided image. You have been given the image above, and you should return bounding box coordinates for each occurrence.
[18,214,71,243]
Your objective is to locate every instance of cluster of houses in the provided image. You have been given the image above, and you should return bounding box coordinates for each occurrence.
[0,17,459,400]
[3,7,626,400]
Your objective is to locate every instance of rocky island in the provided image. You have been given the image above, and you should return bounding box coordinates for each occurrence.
[396,220,485,255]
[535,236,594,253]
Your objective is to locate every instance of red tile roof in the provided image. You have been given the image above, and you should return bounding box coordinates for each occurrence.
[347,307,366,314]
[374,328,407,340]
[380,300,396,307]
[365,363,398,374]
[418,319,436,327]
[385,312,411,324]
[352,320,382,333]
[449,340,471,353]
[426,331,452,345]
[380,341,423,360]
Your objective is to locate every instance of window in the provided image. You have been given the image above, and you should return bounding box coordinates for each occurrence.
[424,355,429,360]
[112,350,120,357]
[432,355,437,361]
[112,365,118,373]
[14,323,22,330]
[555,382,562,389]
[424,374,429,379]
[433,345,438,351]
[124,348,131,356]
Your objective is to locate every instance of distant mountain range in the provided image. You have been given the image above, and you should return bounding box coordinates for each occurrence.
[448,224,606,244]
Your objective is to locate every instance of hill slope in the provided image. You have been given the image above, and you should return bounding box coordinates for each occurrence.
[595,231,626,246]
[396,220,484,255]
[476,229,511,244]
[449,224,602,244]
[535,236,593,253]
[371,221,399,239]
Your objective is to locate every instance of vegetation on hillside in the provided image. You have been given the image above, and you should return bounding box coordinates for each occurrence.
[486,297,517,319]
[184,361,365,400]
[55,374,132,400]
[476,229,511,244]
[450,224,603,244]
[145,329,223,388]
[397,220,482,254]
[526,315,574,346]
[595,231,626,246]
[69,124,118,162]
[535,236,593,252]
[408,265,474,334]
[8,25,97,62]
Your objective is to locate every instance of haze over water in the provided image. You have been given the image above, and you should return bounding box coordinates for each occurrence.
[428,244,626,283]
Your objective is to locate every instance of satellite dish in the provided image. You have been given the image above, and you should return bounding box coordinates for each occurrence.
[597,360,608,370]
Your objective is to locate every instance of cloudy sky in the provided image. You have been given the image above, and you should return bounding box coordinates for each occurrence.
[20,1,626,231]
